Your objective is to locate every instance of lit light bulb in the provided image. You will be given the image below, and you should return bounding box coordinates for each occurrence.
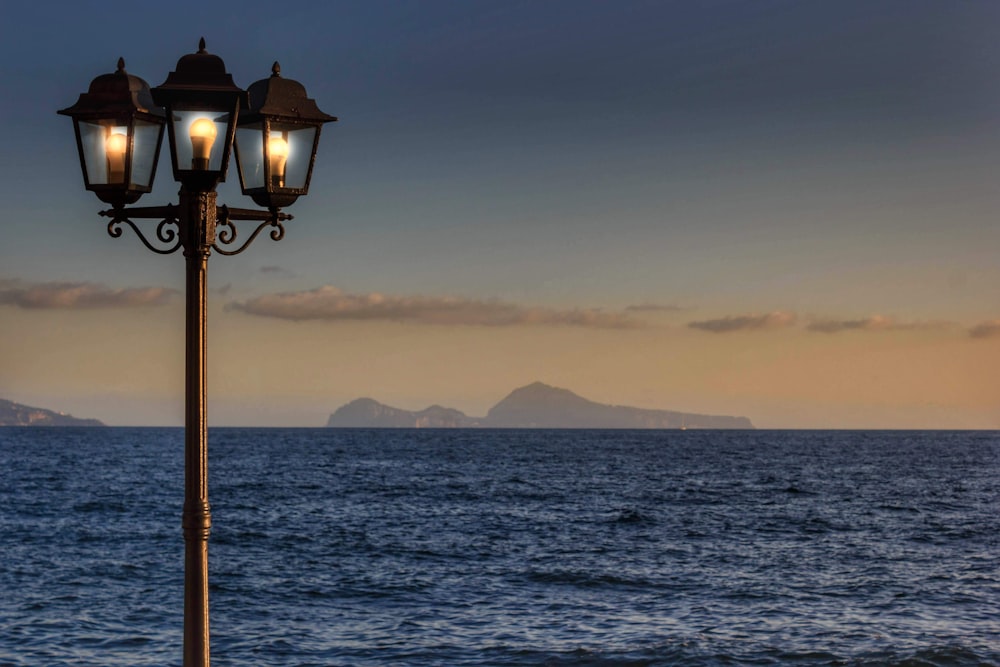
[268,136,289,188]
[189,118,217,170]
[105,132,127,183]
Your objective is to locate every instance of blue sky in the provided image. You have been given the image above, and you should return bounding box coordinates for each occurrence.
[2,1,999,427]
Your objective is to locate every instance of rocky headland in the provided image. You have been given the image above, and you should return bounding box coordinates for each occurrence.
[0,399,105,426]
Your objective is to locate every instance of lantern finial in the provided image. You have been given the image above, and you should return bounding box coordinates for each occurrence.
[117,57,126,73]
[198,37,207,54]
[272,62,281,78]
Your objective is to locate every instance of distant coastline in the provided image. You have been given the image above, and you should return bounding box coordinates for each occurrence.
[0,384,752,429]
[327,382,753,429]
[0,399,104,427]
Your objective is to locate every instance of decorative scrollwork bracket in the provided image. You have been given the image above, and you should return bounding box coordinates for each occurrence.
[212,205,293,256]
[100,205,183,255]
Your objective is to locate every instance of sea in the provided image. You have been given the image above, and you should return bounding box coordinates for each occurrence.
[0,428,997,666]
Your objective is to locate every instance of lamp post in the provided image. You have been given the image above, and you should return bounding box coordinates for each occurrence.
[58,39,336,667]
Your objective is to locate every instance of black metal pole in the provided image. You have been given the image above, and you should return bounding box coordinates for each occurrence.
[180,188,216,667]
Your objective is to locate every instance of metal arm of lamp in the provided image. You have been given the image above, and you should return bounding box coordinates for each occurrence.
[99,203,293,256]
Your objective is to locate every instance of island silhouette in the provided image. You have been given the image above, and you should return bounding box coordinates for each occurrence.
[327,382,753,429]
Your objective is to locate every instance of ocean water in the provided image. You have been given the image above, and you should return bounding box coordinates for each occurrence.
[0,428,997,666]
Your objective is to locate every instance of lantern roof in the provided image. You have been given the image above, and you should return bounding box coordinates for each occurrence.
[152,38,246,106]
[243,62,336,124]
[58,58,163,119]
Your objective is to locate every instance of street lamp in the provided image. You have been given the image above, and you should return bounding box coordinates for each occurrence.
[58,39,336,667]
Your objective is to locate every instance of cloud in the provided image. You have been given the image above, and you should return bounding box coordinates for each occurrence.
[807,316,953,334]
[228,286,639,328]
[688,311,796,333]
[0,280,176,309]
[259,266,295,277]
[969,320,1000,339]
[624,303,687,312]
[686,311,958,335]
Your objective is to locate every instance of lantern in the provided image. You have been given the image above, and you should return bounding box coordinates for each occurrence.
[58,58,165,207]
[234,62,336,209]
[151,38,246,191]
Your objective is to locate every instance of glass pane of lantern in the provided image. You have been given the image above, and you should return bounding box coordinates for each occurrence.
[79,120,128,185]
[131,119,161,188]
[282,126,317,190]
[171,110,229,172]
[235,124,265,190]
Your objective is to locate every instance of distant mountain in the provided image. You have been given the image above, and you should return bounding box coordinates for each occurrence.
[327,382,752,429]
[485,382,751,429]
[328,398,476,428]
[0,399,104,427]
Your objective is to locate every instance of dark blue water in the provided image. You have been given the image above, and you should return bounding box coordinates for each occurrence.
[0,429,997,666]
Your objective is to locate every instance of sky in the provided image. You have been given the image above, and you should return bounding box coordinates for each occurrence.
[1,0,999,428]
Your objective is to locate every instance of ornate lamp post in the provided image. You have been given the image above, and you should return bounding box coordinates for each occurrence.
[58,40,336,667]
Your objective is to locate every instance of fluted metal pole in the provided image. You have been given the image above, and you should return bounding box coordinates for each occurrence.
[180,188,217,667]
